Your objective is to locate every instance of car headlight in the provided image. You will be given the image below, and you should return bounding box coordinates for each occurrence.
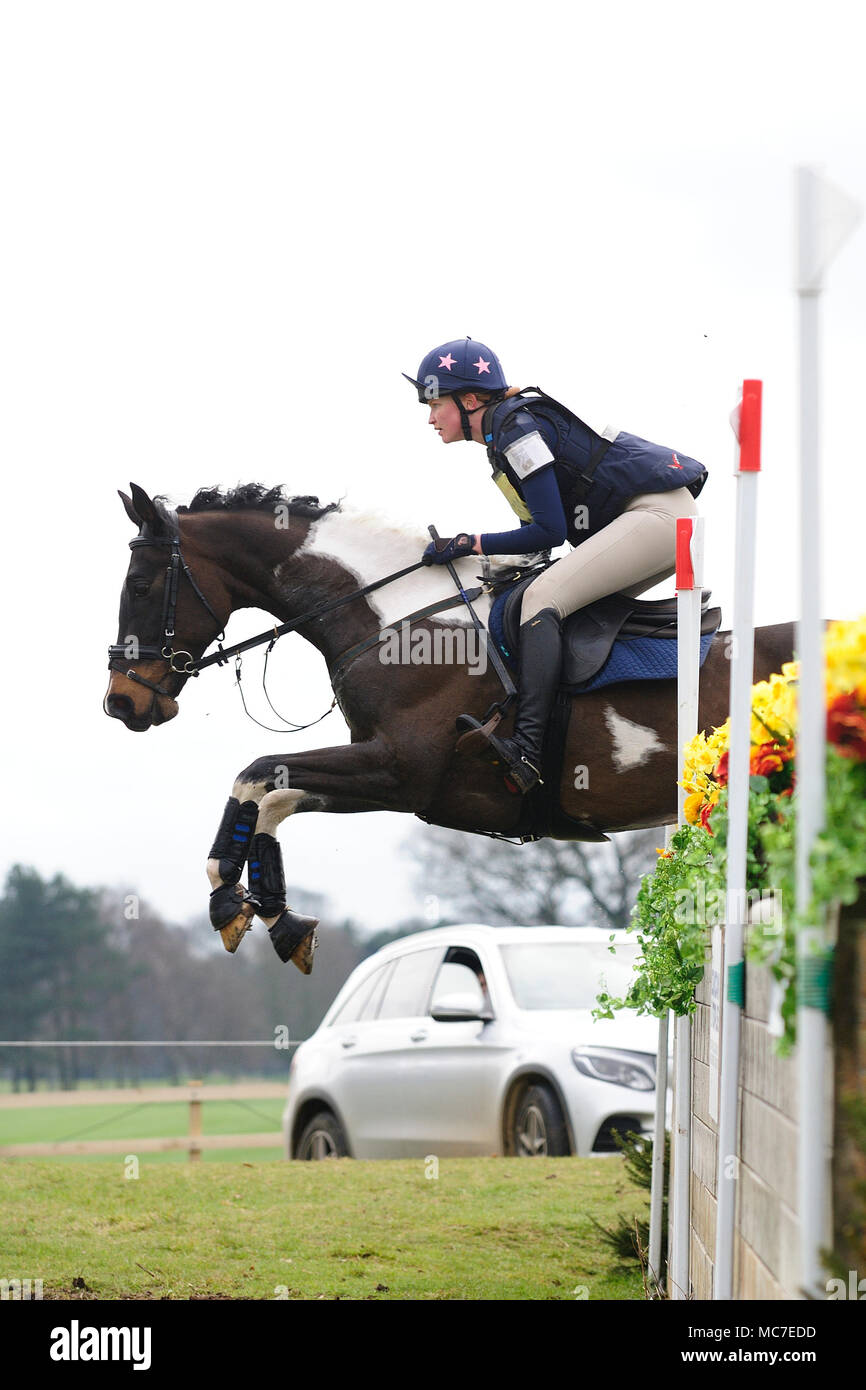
[571,1046,655,1091]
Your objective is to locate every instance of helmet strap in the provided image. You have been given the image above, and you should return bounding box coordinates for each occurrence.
[455,394,488,442]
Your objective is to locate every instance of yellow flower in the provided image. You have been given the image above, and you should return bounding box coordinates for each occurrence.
[683,791,704,825]
[824,616,866,698]
[682,720,730,786]
[671,617,865,829]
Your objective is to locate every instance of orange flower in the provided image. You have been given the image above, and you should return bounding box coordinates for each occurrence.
[827,692,866,760]
[699,801,715,834]
[750,741,795,778]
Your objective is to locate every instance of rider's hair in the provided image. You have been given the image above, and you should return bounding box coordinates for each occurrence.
[459,385,522,405]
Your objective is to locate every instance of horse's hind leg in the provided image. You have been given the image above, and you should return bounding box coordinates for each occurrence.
[207,740,405,966]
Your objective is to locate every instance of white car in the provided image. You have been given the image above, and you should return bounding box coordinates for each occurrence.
[283,924,666,1160]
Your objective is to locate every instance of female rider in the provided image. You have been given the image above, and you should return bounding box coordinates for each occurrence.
[404,337,708,795]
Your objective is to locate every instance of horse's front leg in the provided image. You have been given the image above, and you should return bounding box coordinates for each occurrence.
[206,740,408,970]
[206,789,266,956]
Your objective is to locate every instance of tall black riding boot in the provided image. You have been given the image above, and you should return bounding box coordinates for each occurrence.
[460,607,563,794]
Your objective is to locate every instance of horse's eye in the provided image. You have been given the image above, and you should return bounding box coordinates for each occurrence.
[130,579,151,598]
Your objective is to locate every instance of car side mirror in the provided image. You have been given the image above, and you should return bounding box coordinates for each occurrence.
[430,990,494,1023]
[430,963,493,1021]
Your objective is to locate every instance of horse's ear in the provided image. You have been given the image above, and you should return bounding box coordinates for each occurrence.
[129,482,163,532]
[118,489,141,528]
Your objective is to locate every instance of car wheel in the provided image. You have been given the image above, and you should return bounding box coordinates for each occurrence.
[513,1083,570,1157]
[295,1110,349,1160]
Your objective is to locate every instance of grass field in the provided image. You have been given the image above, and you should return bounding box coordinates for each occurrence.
[0,1157,647,1300]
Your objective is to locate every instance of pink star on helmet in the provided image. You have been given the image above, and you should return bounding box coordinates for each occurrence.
[438,353,457,371]
[473,356,491,375]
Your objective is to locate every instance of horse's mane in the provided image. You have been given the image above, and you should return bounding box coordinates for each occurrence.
[160,484,342,521]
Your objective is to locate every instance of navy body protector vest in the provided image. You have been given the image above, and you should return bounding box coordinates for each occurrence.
[480,388,708,546]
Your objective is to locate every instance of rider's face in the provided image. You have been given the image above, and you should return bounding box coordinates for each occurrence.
[427,393,481,444]
[427,395,462,443]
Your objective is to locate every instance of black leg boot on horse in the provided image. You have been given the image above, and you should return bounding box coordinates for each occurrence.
[456,607,563,794]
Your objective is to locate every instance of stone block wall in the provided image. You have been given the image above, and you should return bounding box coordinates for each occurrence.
[684,926,836,1300]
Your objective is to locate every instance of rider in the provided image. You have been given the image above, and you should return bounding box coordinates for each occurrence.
[404,337,708,794]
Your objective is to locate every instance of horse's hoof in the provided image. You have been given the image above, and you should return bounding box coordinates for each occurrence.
[219,909,255,954]
[291,926,319,975]
[269,909,320,973]
[210,882,258,953]
[210,881,258,927]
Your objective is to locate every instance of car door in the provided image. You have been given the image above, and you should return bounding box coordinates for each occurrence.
[332,945,446,1157]
[405,955,514,1155]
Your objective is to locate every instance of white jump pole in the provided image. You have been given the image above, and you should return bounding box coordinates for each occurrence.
[713,381,762,1300]
[669,515,704,1300]
[648,976,670,1293]
[795,165,861,1298]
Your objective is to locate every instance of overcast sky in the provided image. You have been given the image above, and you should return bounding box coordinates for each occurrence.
[2,1,864,938]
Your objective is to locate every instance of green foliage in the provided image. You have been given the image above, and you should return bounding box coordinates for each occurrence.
[746,752,866,1050]
[595,747,866,1053]
[593,824,717,1020]
[0,866,137,1074]
[591,1130,669,1288]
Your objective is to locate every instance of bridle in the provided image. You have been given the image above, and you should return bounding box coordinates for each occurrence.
[107,521,226,701]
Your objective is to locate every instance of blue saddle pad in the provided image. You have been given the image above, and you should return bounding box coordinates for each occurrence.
[488,590,715,692]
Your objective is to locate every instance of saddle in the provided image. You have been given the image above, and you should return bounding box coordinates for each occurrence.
[489,567,721,689]
[460,566,723,846]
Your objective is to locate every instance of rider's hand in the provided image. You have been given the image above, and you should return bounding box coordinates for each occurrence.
[422,533,476,565]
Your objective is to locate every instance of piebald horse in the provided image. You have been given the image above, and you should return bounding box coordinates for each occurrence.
[104,484,795,973]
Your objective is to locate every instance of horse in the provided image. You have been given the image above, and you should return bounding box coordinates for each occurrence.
[104,483,796,973]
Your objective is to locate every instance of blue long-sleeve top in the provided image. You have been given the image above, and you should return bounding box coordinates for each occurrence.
[480,465,567,555]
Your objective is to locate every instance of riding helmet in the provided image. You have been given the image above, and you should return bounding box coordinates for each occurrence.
[403,338,508,403]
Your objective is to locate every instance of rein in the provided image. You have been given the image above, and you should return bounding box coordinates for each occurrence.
[192,557,430,674]
[108,519,490,729]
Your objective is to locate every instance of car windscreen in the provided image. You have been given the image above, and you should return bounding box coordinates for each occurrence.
[499,941,640,1010]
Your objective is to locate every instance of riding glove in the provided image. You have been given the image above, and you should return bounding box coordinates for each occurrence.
[422,533,475,565]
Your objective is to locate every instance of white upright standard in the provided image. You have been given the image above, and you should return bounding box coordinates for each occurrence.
[795,165,861,1298]
[669,515,704,1300]
[713,380,762,1300]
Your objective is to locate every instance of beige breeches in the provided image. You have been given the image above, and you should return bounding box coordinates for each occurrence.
[520,487,699,623]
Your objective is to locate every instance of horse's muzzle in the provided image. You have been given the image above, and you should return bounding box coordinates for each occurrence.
[103,673,179,730]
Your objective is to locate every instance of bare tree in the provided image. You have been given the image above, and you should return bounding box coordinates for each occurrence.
[407,826,662,932]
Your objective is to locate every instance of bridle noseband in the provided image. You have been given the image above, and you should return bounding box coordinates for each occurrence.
[107,521,225,700]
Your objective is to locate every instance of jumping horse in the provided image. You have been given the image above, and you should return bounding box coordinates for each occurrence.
[104,483,796,974]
